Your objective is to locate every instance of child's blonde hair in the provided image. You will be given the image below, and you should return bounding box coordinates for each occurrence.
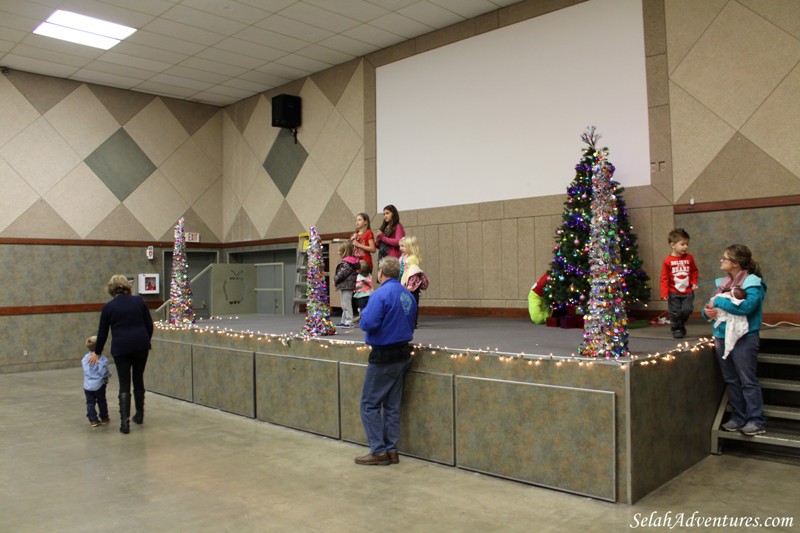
[338,241,354,257]
[86,335,97,352]
[399,235,421,261]
[358,260,370,276]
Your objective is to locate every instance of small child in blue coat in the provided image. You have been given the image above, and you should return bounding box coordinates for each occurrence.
[82,335,111,427]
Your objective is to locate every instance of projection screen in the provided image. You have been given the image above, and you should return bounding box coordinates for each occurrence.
[376,0,650,211]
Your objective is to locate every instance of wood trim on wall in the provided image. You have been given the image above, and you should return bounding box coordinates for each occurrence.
[674,195,800,214]
[0,301,164,316]
[0,232,352,249]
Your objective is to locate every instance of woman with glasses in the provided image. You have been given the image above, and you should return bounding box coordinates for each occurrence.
[702,245,767,436]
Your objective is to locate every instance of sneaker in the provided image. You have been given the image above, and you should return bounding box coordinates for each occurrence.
[721,419,743,432]
[335,322,347,327]
[90,419,102,427]
[341,323,354,328]
[740,422,766,436]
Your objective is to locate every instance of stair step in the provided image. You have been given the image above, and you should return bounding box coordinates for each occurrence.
[760,378,800,392]
[759,353,800,365]
[763,405,800,420]
[717,429,800,449]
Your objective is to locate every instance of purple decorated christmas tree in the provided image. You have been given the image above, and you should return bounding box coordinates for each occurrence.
[544,128,650,315]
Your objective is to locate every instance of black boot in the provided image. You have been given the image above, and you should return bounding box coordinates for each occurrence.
[133,390,145,425]
[119,393,131,434]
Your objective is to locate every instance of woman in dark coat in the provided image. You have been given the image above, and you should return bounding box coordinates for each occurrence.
[90,274,154,434]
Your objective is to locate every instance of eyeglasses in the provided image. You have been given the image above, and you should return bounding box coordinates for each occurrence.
[720,257,733,262]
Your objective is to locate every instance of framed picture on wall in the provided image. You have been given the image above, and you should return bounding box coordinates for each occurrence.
[138,273,159,294]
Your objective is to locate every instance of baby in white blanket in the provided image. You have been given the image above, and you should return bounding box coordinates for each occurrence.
[713,288,749,359]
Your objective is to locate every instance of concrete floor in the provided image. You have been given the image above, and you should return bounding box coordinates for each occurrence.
[2,368,798,533]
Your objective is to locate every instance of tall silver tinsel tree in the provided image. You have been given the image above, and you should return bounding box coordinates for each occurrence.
[579,130,629,358]
[169,217,195,324]
[302,226,336,337]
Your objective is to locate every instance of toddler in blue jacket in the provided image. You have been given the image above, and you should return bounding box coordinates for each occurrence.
[82,335,111,427]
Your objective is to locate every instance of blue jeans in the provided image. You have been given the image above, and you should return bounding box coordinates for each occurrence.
[715,334,763,426]
[360,356,412,455]
[84,384,109,421]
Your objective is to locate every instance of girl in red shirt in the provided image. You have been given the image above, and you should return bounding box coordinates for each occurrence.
[350,212,376,271]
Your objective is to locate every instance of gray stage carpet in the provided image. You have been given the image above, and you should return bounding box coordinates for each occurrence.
[193,313,697,358]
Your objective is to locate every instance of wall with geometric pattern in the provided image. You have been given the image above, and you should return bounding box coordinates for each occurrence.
[666,0,800,203]
[221,59,366,242]
[0,70,223,242]
[2,0,799,372]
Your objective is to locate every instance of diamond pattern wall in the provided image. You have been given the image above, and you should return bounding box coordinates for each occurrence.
[666,0,800,203]
[85,129,156,202]
[263,129,308,197]
[0,70,223,242]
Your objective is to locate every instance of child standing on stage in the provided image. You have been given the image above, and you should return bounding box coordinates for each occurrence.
[82,335,111,427]
[399,235,427,326]
[353,259,373,322]
[334,241,359,328]
[660,228,699,339]
[350,213,376,272]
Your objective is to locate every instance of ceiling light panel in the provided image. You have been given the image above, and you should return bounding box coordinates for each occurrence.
[33,10,136,50]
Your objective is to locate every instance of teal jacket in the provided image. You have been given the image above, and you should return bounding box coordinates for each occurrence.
[702,274,766,338]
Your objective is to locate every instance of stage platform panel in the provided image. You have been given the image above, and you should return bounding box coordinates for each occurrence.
[150,314,726,503]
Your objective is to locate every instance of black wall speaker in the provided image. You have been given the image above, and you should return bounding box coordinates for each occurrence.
[272,94,301,129]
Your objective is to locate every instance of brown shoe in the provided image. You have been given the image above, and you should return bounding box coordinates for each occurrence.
[387,450,399,464]
[100,417,111,425]
[355,452,390,466]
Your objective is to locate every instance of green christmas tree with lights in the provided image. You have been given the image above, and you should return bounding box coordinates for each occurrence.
[169,216,195,325]
[302,226,336,337]
[544,127,650,315]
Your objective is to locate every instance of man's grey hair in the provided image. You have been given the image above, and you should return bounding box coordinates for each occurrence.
[378,257,400,280]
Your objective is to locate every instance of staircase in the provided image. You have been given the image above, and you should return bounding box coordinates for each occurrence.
[712,336,800,454]
[292,233,309,314]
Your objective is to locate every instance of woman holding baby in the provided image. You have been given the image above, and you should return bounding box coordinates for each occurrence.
[702,244,766,436]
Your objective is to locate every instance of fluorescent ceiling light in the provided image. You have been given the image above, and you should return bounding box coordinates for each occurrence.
[33,10,136,50]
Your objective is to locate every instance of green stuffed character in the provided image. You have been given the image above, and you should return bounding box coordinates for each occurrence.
[528,272,550,324]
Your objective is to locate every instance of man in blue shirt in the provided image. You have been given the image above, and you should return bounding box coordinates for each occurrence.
[355,256,417,466]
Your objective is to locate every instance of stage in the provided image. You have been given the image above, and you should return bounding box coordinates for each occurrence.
[149,313,735,504]
[190,313,699,359]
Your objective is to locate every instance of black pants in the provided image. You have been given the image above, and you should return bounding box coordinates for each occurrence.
[411,287,420,326]
[113,349,149,395]
[667,293,694,331]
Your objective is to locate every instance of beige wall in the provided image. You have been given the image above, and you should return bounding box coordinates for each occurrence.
[2,0,799,371]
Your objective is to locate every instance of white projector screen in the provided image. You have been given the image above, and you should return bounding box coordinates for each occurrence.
[376,0,650,211]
